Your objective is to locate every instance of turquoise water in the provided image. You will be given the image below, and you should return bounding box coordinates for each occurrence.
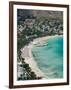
[32,36,63,79]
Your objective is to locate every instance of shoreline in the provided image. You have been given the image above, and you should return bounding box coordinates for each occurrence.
[21,35,62,78]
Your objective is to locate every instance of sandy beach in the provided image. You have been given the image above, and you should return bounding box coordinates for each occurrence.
[21,35,59,78]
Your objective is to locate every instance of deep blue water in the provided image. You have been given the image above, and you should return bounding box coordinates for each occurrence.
[32,36,63,79]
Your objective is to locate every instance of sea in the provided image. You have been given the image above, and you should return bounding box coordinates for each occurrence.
[32,35,63,79]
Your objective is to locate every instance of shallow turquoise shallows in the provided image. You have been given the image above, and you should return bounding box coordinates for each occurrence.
[32,36,63,79]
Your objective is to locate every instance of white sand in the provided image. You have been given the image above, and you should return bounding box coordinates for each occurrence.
[21,35,58,78]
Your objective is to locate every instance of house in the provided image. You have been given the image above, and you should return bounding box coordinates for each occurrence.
[24,19,35,28]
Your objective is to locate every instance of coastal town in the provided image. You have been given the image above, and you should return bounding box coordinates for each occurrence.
[17,9,63,80]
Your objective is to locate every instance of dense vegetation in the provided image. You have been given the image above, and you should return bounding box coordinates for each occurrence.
[17,9,63,80]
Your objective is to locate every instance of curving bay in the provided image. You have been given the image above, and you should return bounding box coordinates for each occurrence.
[32,35,63,79]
